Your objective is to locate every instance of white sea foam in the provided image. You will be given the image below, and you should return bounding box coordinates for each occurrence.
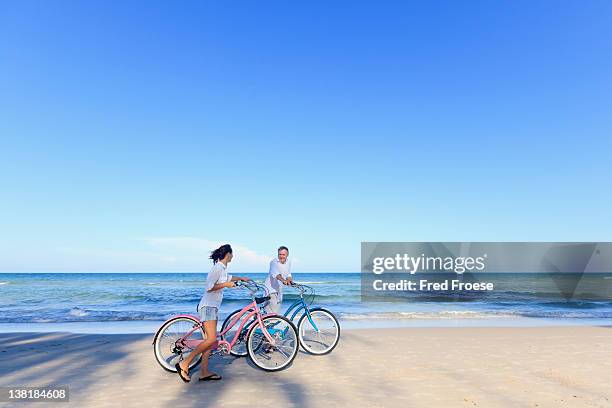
[69,307,89,317]
[339,311,519,320]
[339,310,612,320]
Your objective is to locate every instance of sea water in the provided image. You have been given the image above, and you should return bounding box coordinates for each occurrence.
[1,272,611,333]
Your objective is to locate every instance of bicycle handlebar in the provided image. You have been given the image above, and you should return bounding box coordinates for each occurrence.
[288,281,313,295]
[235,279,313,297]
[234,279,269,296]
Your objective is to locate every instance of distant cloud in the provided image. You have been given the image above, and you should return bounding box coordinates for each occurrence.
[142,237,271,271]
[0,236,355,272]
[0,237,272,272]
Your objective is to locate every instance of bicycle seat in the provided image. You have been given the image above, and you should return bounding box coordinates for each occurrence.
[255,296,270,304]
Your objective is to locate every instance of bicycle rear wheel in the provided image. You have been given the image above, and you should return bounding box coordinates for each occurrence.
[246,315,298,372]
[297,308,340,355]
[153,316,205,372]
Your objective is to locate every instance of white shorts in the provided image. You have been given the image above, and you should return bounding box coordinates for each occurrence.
[199,306,218,322]
[267,292,282,314]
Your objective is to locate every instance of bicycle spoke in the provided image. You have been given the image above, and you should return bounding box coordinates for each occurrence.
[248,316,298,371]
[299,310,339,354]
[154,317,206,372]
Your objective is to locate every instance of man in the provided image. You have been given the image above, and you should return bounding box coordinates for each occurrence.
[263,246,293,314]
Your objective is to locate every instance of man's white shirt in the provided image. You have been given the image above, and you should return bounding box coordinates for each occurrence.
[264,258,292,301]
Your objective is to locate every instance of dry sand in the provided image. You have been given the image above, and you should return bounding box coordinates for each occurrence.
[1,326,611,407]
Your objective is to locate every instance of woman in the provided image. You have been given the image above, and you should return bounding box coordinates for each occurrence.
[175,244,249,382]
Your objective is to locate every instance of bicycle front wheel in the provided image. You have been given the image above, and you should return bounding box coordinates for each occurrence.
[153,316,205,372]
[297,308,340,355]
[246,315,298,372]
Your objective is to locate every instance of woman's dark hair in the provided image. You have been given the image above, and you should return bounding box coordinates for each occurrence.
[210,244,232,264]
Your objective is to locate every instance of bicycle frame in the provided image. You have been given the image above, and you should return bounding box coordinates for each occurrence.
[177,299,277,352]
[284,291,320,332]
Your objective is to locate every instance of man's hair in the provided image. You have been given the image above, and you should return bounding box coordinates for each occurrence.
[278,246,289,253]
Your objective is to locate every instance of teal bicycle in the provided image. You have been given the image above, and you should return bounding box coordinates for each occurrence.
[220,282,340,356]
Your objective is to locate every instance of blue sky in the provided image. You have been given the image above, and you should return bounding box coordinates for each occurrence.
[1,1,611,272]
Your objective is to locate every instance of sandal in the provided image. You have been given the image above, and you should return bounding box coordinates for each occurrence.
[175,363,190,383]
[199,373,222,381]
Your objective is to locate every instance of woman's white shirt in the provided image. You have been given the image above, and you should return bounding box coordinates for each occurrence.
[198,262,232,309]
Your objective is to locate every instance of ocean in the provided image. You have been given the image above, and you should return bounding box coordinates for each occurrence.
[1,272,612,333]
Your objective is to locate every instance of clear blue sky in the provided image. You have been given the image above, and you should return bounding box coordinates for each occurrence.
[1,1,611,272]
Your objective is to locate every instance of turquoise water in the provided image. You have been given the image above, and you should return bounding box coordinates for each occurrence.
[1,272,612,333]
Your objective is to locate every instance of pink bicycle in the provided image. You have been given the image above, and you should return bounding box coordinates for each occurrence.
[152,280,299,372]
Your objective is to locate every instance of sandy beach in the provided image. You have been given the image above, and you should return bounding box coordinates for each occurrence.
[0,326,611,408]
